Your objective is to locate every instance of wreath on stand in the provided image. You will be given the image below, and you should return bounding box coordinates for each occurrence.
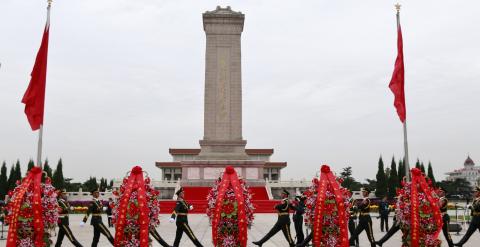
[206,166,255,247]
[5,167,59,247]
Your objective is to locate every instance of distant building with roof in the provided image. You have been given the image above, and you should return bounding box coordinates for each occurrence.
[445,156,479,186]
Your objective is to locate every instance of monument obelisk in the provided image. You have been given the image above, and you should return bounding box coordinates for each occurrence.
[198,6,248,160]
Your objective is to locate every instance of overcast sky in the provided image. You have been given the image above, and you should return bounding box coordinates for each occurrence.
[1,0,479,184]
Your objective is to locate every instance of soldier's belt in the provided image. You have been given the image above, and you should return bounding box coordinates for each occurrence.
[473,212,480,216]
[59,214,69,218]
[360,213,370,216]
[92,213,102,216]
[278,213,289,216]
[176,213,188,216]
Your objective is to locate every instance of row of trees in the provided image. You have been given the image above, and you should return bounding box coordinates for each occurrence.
[0,159,113,200]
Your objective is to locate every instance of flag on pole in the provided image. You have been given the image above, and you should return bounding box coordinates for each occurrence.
[389,17,406,123]
[21,12,50,131]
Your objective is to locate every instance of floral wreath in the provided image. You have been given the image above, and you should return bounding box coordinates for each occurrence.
[111,166,161,247]
[5,167,59,247]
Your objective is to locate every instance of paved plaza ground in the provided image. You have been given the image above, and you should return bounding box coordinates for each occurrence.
[0,213,478,247]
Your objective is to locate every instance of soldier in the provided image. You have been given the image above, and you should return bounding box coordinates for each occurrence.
[375,215,401,246]
[150,227,172,247]
[82,188,114,247]
[438,188,454,247]
[169,187,203,247]
[349,197,359,247]
[253,189,295,247]
[454,186,480,247]
[349,188,375,247]
[290,194,306,245]
[55,189,83,247]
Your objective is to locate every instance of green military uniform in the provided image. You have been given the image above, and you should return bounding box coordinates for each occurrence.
[455,187,480,247]
[253,190,295,247]
[171,188,203,247]
[349,188,375,247]
[440,196,454,247]
[83,196,114,247]
[55,195,83,247]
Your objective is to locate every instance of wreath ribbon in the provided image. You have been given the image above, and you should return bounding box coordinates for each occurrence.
[114,166,150,247]
[312,165,349,247]
[211,166,248,247]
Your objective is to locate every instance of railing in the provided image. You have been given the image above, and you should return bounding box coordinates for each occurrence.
[266,179,311,187]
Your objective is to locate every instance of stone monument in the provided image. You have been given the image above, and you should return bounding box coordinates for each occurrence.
[156,6,287,187]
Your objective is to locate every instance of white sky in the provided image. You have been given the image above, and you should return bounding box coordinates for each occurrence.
[0,0,479,183]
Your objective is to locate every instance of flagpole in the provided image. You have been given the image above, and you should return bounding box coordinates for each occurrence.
[36,0,52,169]
[395,3,411,181]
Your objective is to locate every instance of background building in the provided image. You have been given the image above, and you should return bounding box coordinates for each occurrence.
[445,156,479,186]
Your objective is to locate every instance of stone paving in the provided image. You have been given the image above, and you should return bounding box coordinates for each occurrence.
[0,214,478,247]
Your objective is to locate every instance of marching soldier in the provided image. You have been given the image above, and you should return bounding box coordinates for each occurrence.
[253,189,295,247]
[55,189,83,247]
[349,188,375,247]
[169,187,203,247]
[455,186,480,247]
[82,188,114,247]
[349,197,359,247]
[375,215,401,246]
[290,194,306,245]
[150,227,172,247]
[438,188,454,247]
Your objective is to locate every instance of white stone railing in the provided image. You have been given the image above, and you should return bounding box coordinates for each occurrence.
[267,179,311,188]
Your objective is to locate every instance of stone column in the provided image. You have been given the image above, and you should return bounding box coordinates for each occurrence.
[198,6,248,160]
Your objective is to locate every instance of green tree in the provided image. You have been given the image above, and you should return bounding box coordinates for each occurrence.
[397,159,405,186]
[65,178,82,192]
[427,162,436,185]
[14,160,22,182]
[437,178,472,198]
[420,162,426,173]
[27,159,35,173]
[375,156,387,197]
[340,166,362,191]
[52,158,65,189]
[415,159,421,169]
[7,164,16,191]
[388,157,399,198]
[82,177,98,193]
[43,159,52,178]
[0,162,8,199]
[108,180,114,190]
[99,178,108,192]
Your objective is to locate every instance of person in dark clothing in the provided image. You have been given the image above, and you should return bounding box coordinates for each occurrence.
[378,196,390,232]
[438,188,454,247]
[349,187,375,247]
[454,186,480,247]
[349,197,359,247]
[169,187,203,247]
[290,194,306,245]
[82,189,114,247]
[55,189,83,247]
[106,198,113,228]
[253,189,295,247]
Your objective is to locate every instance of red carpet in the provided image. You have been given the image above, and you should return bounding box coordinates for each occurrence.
[159,186,279,214]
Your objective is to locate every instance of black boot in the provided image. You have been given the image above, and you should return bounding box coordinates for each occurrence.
[252,241,263,246]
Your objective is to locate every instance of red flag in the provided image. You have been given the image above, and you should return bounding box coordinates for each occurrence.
[21,19,50,130]
[389,22,406,123]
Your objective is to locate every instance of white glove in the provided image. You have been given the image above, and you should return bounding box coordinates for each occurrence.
[103,206,107,211]
[80,221,85,227]
[169,218,175,223]
[70,206,74,211]
[189,205,194,210]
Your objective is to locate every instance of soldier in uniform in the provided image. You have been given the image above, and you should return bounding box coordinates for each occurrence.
[290,194,306,245]
[169,187,203,247]
[375,215,401,246]
[349,188,375,247]
[253,189,295,247]
[55,189,83,247]
[349,197,359,247]
[438,188,454,247]
[150,227,172,247]
[455,186,480,247]
[82,188,114,246]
